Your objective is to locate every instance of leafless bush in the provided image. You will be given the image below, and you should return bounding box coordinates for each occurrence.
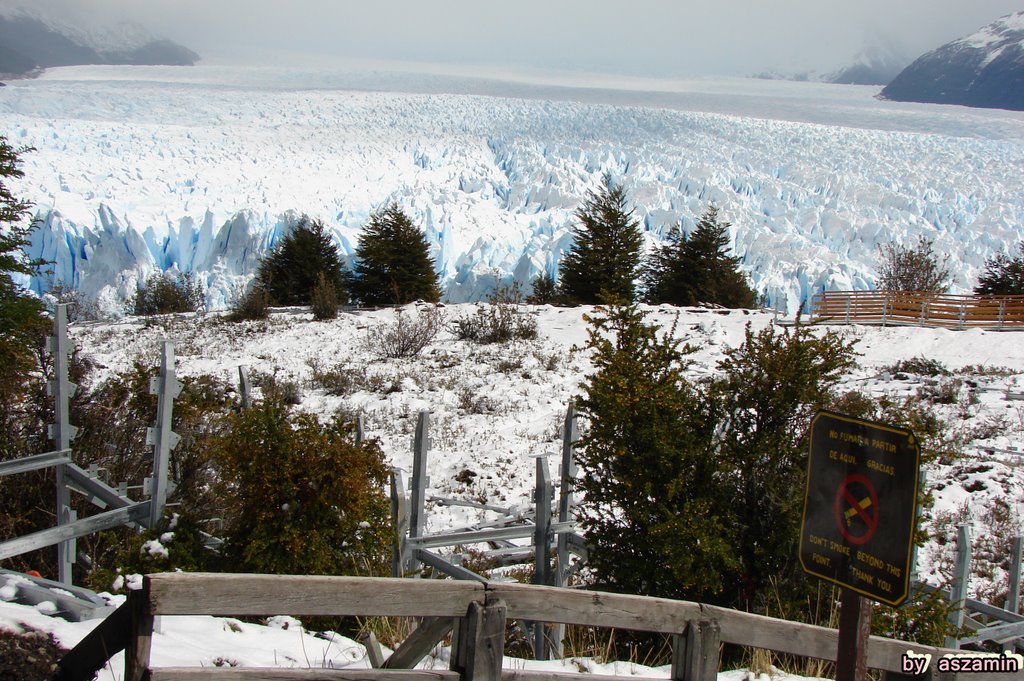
[367,306,445,358]
[877,237,951,293]
[450,284,538,344]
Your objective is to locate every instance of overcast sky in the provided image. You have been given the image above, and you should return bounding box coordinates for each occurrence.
[28,0,1024,77]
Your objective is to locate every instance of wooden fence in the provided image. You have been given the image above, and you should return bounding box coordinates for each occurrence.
[809,291,1024,329]
[56,573,988,681]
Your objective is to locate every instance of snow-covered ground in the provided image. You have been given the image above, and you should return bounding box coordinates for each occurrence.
[3,304,1023,679]
[2,65,1023,312]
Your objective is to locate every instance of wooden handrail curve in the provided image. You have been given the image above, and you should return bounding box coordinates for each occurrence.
[810,290,1024,329]
[56,573,970,681]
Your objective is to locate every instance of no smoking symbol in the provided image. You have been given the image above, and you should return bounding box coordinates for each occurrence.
[834,474,879,545]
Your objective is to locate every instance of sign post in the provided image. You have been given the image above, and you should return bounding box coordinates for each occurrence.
[800,411,921,680]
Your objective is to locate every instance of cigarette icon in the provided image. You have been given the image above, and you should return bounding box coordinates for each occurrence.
[845,497,872,525]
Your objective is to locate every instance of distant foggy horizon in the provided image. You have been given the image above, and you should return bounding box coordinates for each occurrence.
[5,0,1024,78]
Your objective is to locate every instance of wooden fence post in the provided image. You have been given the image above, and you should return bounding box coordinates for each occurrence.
[238,365,251,408]
[533,455,553,660]
[836,590,872,681]
[552,403,579,659]
[356,413,365,447]
[48,304,79,585]
[671,620,720,681]
[451,598,506,681]
[147,341,181,528]
[945,524,971,649]
[408,411,429,574]
[124,582,154,681]
[391,470,409,577]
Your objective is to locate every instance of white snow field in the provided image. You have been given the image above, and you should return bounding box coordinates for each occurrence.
[1,64,1023,312]
[3,303,1024,679]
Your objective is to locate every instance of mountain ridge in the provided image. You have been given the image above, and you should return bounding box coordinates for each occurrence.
[881,11,1024,111]
[0,3,198,77]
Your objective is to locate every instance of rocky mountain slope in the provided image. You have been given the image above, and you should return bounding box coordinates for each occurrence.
[882,11,1024,111]
[0,3,198,77]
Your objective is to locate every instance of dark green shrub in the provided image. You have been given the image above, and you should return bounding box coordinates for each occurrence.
[310,271,339,320]
[351,203,440,305]
[885,356,950,378]
[975,242,1024,296]
[576,305,859,617]
[256,217,350,307]
[707,321,857,611]
[643,206,757,308]
[558,177,643,304]
[574,303,734,601]
[209,397,391,576]
[526,273,558,304]
[91,513,220,594]
[227,283,269,322]
[132,270,204,315]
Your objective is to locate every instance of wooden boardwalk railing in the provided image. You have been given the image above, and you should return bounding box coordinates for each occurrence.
[55,573,980,681]
[809,291,1024,329]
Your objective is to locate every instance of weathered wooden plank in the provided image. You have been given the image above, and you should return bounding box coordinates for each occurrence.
[702,602,961,672]
[146,573,484,616]
[126,586,154,681]
[453,598,506,681]
[671,620,719,681]
[382,616,454,669]
[360,631,385,669]
[55,598,133,681]
[488,583,701,633]
[150,670,462,681]
[501,672,649,681]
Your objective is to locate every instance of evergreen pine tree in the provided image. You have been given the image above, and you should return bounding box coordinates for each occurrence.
[526,272,557,304]
[575,303,736,601]
[708,322,857,610]
[351,203,440,305]
[975,242,1024,296]
[558,178,644,304]
[576,302,858,613]
[0,137,48,460]
[256,217,350,307]
[644,206,756,308]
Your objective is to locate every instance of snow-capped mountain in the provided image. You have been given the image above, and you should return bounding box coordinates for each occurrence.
[882,11,1024,111]
[3,66,1024,314]
[0,2,198,77]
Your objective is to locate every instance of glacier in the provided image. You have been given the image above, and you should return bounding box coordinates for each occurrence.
[2,64,1023,313]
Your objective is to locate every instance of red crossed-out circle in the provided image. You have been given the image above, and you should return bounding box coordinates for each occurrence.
[834,474,879,546]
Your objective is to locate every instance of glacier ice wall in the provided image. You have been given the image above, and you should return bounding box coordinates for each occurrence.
[2,66,1023,314]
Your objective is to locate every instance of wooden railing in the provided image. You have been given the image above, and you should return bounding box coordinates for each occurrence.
[809,291,1024,329]
[55,573,974,681]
